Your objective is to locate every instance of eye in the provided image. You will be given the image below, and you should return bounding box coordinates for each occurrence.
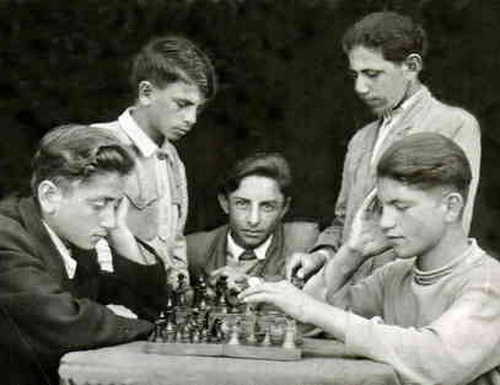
[90,200,106,211]
[364,70,382,79]
[261,202,279,213]
[233,200,249,210]
[348,71,358,80]
[394,203,409,211]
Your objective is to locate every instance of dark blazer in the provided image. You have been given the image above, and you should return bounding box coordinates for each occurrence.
[0,197,166,385]
[187,222,319,283]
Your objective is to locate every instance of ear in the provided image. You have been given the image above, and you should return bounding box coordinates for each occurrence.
[442,191,464,223]
[403,53,423,78]
[217,194,230,215]
[280,197,291,219]
[37,180,63,217]
[137,80,155,107]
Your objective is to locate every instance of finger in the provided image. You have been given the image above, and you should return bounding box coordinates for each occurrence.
[286,252,305,280]
[116,197,129,223]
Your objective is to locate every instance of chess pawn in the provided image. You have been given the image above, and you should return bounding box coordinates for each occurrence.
[165,317,176,343]
[228,324,240,345]
[180,323,191,343]
[192,328,201,344]
[261,326,272,347]
[282,323,297,349]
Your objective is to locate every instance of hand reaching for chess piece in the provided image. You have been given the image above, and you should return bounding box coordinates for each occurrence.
[238,280,313,323]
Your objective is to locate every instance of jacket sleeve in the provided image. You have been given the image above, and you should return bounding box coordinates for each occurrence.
[98,242,167,321]
[313,136,355,252]
[343,265,500,385]
[0,223,153,363]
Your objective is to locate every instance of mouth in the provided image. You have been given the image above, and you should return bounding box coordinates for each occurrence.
[386,235,404,245]
[241,230,264,238]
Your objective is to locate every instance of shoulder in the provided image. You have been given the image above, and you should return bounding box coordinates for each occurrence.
[92,119,132,145]
[349,120,378,147]
[186,225,227,255]
[427,93,480,132]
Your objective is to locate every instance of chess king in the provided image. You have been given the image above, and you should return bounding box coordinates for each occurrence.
[187,152,319,288]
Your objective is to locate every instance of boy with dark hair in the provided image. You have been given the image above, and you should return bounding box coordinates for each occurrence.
[94,35,217,286]
[187,152,318,286]
[241,133,500,385]
[0,125,166,385]
[288,11,481,294]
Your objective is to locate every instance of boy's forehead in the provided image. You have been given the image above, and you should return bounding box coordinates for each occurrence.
[71,172,125,198]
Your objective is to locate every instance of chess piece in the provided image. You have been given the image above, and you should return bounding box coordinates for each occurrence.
[165,315,176,342]
[261,326,272,347]
[151,311,167,342]
[228,323,240,345]
[282,320,297,349]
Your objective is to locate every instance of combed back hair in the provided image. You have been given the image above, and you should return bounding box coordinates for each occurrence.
[218,152,292,199]
[377,132,471,200]
[130,35,217,100]
[31,124,135,193]
[342,11,428,63]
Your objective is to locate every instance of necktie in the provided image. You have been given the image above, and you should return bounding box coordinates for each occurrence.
[239,249,257,261]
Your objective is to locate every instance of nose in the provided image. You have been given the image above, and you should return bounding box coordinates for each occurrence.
[247,204,261,227]
[354,75,370,96]
[379,206,395,233]
[183,106,197,127]
[99,204,116,229]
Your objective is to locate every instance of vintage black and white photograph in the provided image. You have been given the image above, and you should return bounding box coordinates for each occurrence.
[0,0,499,384]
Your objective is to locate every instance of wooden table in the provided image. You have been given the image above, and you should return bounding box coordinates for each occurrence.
[59,338,402,385]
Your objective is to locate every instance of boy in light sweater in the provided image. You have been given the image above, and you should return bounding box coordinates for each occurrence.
[240,132,500,385]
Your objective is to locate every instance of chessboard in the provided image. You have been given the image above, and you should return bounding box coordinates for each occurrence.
[144,274,302,361]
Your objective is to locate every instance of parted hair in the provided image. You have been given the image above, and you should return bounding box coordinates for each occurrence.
[377,132,471,200]
[218,152,292,198]
[130,35,217,100]
[342,11,428,63]
[31,124,135,193]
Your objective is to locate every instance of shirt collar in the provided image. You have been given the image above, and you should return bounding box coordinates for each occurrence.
[42,221,77,279]
[226,232,273,261]
[382,85,425,123]
[413,238,478,286]
[118,107,159,158]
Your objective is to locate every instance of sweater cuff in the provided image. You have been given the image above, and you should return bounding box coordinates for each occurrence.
[344,311,384,358]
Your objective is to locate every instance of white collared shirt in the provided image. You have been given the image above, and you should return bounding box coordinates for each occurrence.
[371,86,425,165]
[42,222,77,279]
[117,108,178,243]
[226,232,272,262]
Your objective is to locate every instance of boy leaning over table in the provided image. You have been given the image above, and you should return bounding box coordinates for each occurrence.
[240,132,500,385]
[0,125,166,385]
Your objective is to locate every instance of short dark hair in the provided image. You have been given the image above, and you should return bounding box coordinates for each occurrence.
[342,11,428,63]
[130,35,217,100]
[377,132,471,200]
[218,152,292,198]
[31,124,135,193]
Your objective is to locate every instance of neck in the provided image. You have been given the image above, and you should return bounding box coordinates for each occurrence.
[401,80,422,106]
[416,225,469,271]
[130,106,163,146]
